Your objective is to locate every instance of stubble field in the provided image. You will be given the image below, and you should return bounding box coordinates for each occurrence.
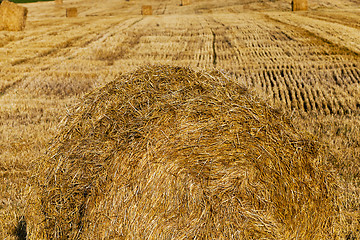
[1,0,360,238]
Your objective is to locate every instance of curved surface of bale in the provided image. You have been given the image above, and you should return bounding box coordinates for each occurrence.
[29,65,340,239]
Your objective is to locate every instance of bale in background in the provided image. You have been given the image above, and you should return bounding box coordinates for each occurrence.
[66,7,77,17]
[141,5,152,15]
[28,65,344,239]
[181,0,191,6]
[0,0,27,31]
[292,0,308,11]
[55,0,63,5]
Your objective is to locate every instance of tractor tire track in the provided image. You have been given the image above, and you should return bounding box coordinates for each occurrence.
[265,13,360,56]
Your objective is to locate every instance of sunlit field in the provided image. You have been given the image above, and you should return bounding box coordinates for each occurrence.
[1,0,360,238]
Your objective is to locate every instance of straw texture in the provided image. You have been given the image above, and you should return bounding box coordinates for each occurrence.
[141,5,152,15]
[0,0,27,31]
[292,0,308,11]
[28,65,340,239]
[181,0,191,6]
[66,8,77,17]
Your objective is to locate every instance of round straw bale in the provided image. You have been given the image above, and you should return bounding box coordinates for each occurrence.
[66,7,77,18]
[292,0,308,11]
[141,5,152,15]
[181,0,191,6]
[0,0,28,31]
[28,65,340,239]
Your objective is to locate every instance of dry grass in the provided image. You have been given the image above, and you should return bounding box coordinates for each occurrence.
[27,65,346,239]
[20,74,98,98]
[294,114,360,187]
[0,0,28,31]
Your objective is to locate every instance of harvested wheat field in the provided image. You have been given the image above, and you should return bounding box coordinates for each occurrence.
[0,0,360,239]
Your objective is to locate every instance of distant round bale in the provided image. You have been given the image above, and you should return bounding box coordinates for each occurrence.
[0,0,28,31]
[292,0,308,11]
[141,5,152,15]
[181,0,191,6]
[28,65,340,239]
[66,7,77,18]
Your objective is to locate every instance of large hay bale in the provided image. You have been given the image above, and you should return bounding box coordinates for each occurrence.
[141,5,152,15]
[181,0,191,6]
[66,7,77,17]
[55,0,63,5]
[0,0,27,31]
[292,0,308,11]
[28,66,341,239]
